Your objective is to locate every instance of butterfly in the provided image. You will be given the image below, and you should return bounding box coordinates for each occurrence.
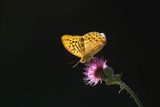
[61,32,106,67]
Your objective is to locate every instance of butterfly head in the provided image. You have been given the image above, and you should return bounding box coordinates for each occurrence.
[100,33,106,37]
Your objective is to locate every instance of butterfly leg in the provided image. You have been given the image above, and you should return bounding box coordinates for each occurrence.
[72,60,81,68]
[92,56,96,60]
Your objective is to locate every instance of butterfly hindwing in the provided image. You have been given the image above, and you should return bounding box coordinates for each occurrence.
[83,32,106,57]
[61,35,85,58]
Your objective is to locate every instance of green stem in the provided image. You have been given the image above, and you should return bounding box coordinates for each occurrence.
[115,81,144,107]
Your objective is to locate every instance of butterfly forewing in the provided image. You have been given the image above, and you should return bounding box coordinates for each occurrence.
[83,32,106,57]
[61,35,85,58]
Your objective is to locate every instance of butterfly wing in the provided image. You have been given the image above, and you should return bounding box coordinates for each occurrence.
[83,32,106,57]
[61,35,85,58]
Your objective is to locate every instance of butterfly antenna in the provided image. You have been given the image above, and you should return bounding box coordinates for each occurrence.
[66,61,76,64]
[72,60,80,68]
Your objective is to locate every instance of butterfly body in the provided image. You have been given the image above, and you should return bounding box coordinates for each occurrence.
[61,32,106,64]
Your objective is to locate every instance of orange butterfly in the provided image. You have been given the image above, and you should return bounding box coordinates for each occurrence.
[61,32,106,67]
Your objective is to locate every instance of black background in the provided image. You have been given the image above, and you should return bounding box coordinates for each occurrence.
[0,0,159,107]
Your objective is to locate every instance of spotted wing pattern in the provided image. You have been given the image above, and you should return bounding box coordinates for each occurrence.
[61,35,85,58]
[83,32,106,57]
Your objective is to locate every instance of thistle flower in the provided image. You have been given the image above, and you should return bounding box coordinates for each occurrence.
[83,58,108,86]
[82,57,144,107]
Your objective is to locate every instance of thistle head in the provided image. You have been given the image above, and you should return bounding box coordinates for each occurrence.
[83,57,114,86]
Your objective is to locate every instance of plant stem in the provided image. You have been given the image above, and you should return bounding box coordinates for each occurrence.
[115,81,144,107]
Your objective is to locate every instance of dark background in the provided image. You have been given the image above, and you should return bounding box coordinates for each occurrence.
[0,0,158,107]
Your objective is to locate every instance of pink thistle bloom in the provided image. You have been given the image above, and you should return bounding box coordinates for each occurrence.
[83,58,108,86]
